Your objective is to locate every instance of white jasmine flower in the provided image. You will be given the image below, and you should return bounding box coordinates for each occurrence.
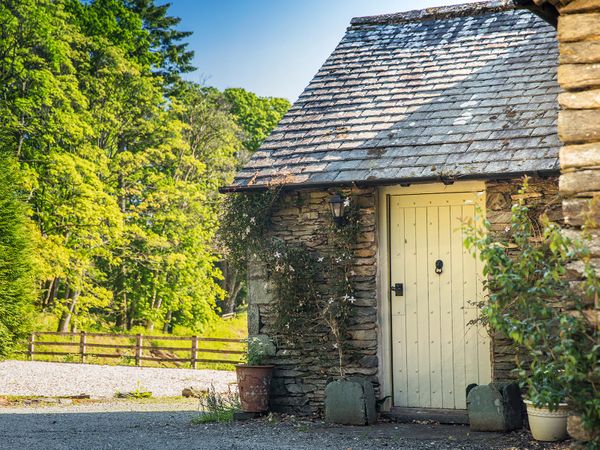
[333,343,338,349]
[249,217,256,224]
[274,251,281,258]
[288,265,295,272]
[348,296,356,304]
[317,256,324,262]
[343,197,350,207]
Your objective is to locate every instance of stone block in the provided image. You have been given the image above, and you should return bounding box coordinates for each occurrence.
[559,64,600,90]
[247,278,274,305]
[563,228,600,256]
[563,197,600,228]
[324,377,376,425]
[560,42,600,64]
[560,143,600,169]
[561,0,600,14]
[560,170,600,197]
[558,110,600,143]
[567,414,599,441]
[558,13,600,42]
[560,89,600,110]
[467,382,523,432]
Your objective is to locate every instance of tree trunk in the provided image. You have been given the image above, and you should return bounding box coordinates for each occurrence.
[58,288,79,333]
[163,310,172,333]
[145,290,162,331]
[224,264,243,315]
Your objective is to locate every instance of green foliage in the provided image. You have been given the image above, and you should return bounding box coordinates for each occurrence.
[191,386,240,424]
[224,88,290,153]
[0,0,288,335]
[0,153,36,357]
[464,179,599,444]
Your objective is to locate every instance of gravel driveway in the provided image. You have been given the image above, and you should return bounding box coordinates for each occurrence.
[0,360,235,398]
[0,404,571,450]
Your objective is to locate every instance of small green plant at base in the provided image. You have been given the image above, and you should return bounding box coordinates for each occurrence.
[115,382,152,399]
[191,385,240,424]
[62,354,78,363]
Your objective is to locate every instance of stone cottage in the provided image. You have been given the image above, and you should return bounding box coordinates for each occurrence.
[223,0,600,419]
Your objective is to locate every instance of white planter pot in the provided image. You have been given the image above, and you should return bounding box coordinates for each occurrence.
[524,400,569,442]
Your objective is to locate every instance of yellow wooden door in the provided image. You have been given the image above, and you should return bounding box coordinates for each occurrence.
[389,191,491,410]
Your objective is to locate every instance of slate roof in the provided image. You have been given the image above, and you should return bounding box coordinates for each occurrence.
[227,1,560,191]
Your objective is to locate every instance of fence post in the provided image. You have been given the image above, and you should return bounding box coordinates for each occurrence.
[79,331,87,363]
[191,336,198,369]
[135,334,143,367]
[28,333,35,361]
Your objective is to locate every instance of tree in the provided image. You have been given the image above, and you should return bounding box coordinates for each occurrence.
[0,153,35,356]
[125,0,195,88]
[224,88,290,153]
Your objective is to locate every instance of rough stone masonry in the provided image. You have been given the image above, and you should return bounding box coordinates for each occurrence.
[554,0,600,327]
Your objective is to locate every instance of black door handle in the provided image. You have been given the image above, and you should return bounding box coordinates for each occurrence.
[391,283,404,296]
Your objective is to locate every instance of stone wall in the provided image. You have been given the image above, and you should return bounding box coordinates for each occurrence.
[485,176,562,382]
[247,187,378,415]
[556,0,600,326]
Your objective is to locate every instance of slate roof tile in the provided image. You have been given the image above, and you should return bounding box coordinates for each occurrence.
[228,1,560,190]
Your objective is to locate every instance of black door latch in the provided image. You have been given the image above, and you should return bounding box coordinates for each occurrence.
[391,283,404,296]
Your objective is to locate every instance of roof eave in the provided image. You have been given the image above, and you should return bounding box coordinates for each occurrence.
[219,169,560,193]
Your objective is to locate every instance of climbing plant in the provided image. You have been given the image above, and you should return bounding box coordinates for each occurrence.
[220,189,361,377]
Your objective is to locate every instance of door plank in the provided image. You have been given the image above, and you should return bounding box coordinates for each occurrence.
[427,205,443,408]
[438,205,455,409]
[450,205,466,409]
[390,204,408,406]
[403,207,419,407]
[415,206,431,408]
[462,204,480,405]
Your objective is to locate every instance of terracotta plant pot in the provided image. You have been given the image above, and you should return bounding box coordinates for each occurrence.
[524,400,569,442]
[235,365,274,413]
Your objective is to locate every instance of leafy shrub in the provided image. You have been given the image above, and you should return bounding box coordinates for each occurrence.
[465,180,599,446]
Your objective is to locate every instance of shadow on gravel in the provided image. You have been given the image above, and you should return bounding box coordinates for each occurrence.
[0,411,571,450]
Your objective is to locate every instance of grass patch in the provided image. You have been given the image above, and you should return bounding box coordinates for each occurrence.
[191,386,240,424]
[19,311,248,371]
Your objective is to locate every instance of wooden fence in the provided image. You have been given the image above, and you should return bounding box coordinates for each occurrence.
[25,331,245,369]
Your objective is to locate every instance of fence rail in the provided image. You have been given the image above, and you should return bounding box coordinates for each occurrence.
[24,331,245,368]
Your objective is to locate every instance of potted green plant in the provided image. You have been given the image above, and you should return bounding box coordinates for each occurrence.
[520,362,569,441]
[235,335,275,413]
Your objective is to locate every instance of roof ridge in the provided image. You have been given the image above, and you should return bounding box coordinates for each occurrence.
[350,0,524,26]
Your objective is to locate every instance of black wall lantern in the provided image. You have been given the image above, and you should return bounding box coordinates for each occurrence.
[329,194,345,226]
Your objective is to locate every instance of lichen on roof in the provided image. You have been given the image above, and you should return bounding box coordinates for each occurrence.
[228,2,560,191]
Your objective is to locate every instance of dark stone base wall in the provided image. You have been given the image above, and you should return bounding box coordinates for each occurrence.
[248,177,561,415]
[247,187,378,415]
[485,176,562,382]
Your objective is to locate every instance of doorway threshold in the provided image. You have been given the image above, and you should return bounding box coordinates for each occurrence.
[383,407,469,425]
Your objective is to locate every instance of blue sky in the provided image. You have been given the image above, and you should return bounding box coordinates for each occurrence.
[168,0,480,101]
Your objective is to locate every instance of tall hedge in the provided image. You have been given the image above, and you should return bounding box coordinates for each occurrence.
[0,153,35,356]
